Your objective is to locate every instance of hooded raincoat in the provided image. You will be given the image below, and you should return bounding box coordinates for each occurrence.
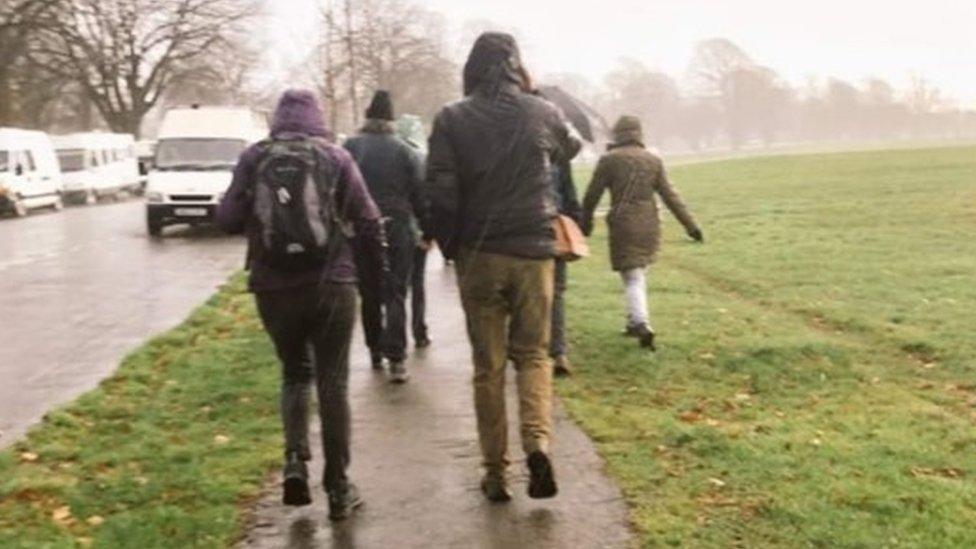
[425,33,581,260]
[582,116,700,271]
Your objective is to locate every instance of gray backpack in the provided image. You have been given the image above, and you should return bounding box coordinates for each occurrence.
[252,137,338,271]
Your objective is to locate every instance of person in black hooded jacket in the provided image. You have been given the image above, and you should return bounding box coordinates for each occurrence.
[344,91,428,383]
[426,32,580,503]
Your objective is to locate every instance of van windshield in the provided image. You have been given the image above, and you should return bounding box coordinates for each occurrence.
[155,138,246,170]
[57,149,86,172]
[0,151,7,173]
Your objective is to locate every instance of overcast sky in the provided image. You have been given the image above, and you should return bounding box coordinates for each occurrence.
[267,0,976,106]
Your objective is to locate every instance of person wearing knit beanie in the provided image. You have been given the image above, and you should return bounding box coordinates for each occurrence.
[365,90,394,121]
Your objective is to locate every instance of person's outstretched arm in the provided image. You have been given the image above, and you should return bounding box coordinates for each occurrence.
[425,110,460,258]
[656,163,703,242]
[580,156,610,236]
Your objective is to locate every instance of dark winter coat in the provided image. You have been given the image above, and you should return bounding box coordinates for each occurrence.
[581,116,699,271]
[343,119,428,231]
[425,32,581,260]
[216,89,386,293]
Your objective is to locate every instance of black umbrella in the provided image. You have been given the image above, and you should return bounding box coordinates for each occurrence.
[537,85,606,143]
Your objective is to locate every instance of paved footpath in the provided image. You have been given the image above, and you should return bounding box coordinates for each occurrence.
[240,257,633,549]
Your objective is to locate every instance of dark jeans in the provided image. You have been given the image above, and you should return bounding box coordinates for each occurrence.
[255,283,357,492]
[411,246,428,341]
[550,259,568,358]
[360,218,415,362]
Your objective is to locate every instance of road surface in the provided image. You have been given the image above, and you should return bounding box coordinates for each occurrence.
[0,200,244,446]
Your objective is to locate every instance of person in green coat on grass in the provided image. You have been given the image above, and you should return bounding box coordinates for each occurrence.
[581,115,704,351]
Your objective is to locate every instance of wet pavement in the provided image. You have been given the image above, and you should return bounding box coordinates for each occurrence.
[240,261,633,549]
[0,201,245,446]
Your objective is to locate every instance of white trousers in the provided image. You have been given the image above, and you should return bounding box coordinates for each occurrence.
[620,268,650,329]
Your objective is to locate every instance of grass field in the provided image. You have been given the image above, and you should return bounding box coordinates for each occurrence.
[560,146,976,547]
[0,276,281,548]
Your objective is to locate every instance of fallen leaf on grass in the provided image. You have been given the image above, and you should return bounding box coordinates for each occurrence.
[811,438,823,446]
[52,506,73,525]
[700,353,716,360]
[910,466,965,479]
[707,478,726,488]
[86,516,105,527]
[214,435,231,445]
[734,393,751,402]
[678,410,702,423]
[922,363,937,370]
[20,452,38,463]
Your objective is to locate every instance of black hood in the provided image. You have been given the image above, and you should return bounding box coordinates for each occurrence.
[462,32,524,97]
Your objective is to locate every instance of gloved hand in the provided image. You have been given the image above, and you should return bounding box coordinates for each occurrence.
[688,227,704,243]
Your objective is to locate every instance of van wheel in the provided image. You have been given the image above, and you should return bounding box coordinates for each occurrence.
[147,211,164,237]
[84,189,97,205]
[12,196,28,217]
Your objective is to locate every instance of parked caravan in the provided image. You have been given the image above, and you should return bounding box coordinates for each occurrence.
[145,106,267,236]
[0,128,64,217]
[53,132,140,204]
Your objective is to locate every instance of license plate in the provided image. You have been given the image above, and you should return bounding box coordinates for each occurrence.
[174,207,208,217]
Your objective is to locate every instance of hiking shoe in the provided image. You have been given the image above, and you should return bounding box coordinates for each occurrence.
[622,324,642,338]
[480,472,512,503]
[282,453,311,506]
[328,483,364,521]
[415,335,432,349]
[636,325,656,351]
[389,361,409,384]
[553,355,573,378]
[527,451,558,499]
[370,351,384,371]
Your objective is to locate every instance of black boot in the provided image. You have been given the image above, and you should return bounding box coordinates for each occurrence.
[636,324,656,351]
[282,452,311,506]
[527,451,558,499]
[328,483,364,521]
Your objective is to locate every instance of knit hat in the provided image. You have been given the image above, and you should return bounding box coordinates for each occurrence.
[365,90,394,121]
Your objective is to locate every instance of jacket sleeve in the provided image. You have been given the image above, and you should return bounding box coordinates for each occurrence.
[425,110,461,258]
[548,105,582,164]
[403,145,431,238]
[557,158,582,222]
[334,148,388,294]
[216,148,257,234]
[655,162,699,233]
[581,156,610,233]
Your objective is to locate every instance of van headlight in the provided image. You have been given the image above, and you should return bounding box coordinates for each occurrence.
[146,191,164,203]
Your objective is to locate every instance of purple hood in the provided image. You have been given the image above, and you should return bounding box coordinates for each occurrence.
[270,89,331,139]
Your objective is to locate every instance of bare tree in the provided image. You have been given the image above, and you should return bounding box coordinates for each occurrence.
[317,0,458,133]
[35,0,260,137]
[0,0,63,126]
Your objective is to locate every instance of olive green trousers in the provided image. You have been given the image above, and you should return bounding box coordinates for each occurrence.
[456,249,555,473]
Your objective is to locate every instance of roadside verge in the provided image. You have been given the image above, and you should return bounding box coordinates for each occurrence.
[0,275,281,547]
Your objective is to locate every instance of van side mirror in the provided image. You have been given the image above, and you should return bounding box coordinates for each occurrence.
[14,164,23,176]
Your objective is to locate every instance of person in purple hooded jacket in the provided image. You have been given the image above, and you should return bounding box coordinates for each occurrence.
[217,89,386,521]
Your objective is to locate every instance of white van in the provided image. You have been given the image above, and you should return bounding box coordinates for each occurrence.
[53,132,140,204]
[145,106,267,236]
[0,128,64,216]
